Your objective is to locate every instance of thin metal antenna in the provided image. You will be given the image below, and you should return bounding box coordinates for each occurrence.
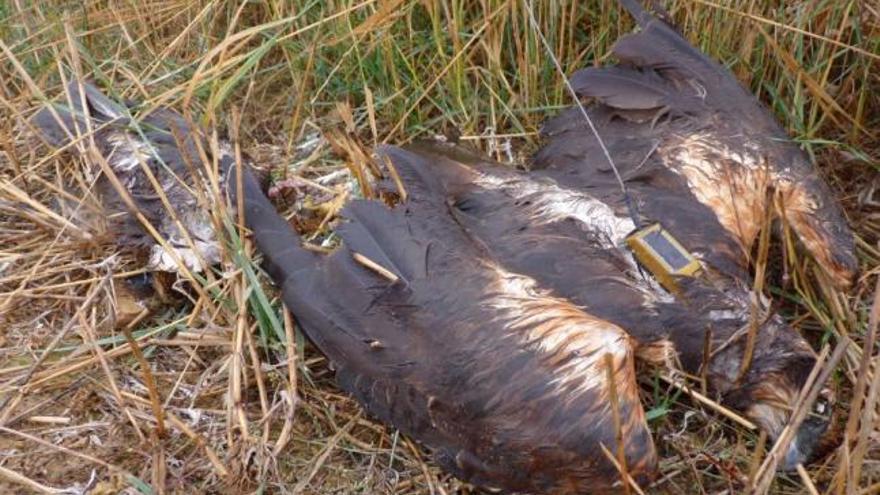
[523,0,641,225]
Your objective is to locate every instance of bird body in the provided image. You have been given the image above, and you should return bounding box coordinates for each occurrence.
[364,0,857,474]
[379,142,824,452]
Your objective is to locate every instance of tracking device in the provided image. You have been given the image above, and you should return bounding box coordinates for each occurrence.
[626,223,701,293]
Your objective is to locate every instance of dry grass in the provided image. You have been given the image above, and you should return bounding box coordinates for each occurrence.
[0,1,878,493]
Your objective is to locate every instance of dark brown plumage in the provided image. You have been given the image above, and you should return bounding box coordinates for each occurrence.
[381,141,838,471]
[232,163,657,493]
[35,82,658,492]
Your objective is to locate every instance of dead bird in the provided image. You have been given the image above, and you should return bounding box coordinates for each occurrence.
[32,84,657,492]
[28,1,855,489]
[372,0,856,473]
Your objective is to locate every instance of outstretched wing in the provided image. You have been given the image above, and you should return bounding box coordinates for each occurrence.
[533,1,856,287]
[235,147,657,493]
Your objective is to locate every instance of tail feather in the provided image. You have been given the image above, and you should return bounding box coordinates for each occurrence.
[617,0,653,27]
[617,0,678,30]
[610,1,763,119]
[613,23,723,85]
[569,66,700,113]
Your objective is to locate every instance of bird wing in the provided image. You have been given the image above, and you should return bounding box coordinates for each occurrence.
[31,82,225,272]
[234,149,657,493]
[533,1,856,287]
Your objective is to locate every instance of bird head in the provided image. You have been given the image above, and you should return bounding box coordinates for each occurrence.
[780,387,840,471]
[735,356,841,471]
[700,309,841,471]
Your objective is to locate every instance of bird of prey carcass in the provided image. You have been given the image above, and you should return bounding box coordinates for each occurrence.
[29,0,858,491]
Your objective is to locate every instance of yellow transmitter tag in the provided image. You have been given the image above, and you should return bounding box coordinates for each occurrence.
[625,223,701,293]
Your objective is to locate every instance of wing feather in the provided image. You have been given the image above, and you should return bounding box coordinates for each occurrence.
[570,66,697,113]
[336,200,426,283]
